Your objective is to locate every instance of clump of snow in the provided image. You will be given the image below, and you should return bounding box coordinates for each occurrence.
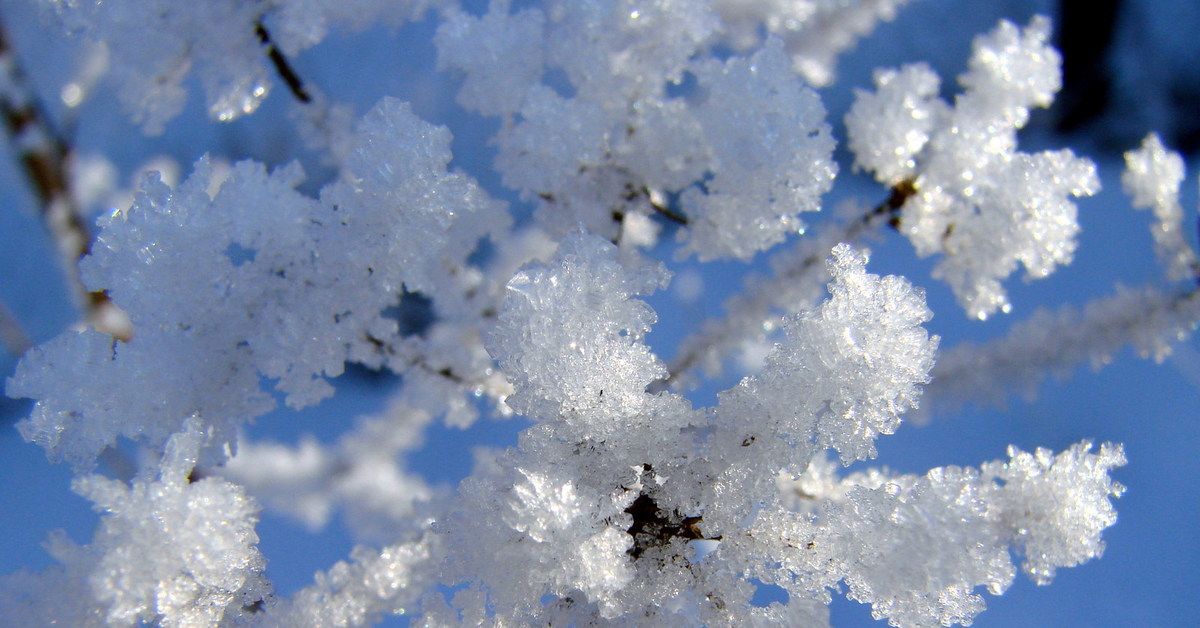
[846,17,1099,319]
[680,39,837,260]
[0,419,269,627]
[9,98,507,469]
[717,244,938,466]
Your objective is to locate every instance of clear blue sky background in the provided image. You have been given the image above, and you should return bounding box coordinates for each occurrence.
[1,1,1197,626]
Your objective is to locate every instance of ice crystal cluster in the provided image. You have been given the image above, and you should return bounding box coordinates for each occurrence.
[845,16,1100,319]
[3,1,1197,626]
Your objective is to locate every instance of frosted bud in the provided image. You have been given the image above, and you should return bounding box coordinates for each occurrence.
[987,441,1127,585]
[846,63,946,185]
[1122,133,1200,281]
[681,38,836,260]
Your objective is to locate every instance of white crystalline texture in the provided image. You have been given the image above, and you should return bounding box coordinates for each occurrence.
[681,39,837,260]
[848,16,1099,319]
[265,0,435,56]
[323,97,508,301]
[0,420,269,627]
[8,324,269,471]
[494,84,612,222]
[6,6,1151,626]
[49,0,268,133]
[958,16,1061,122]
[221,403,438,543]
[986,442,1126,585]
[46,0,427,131]
[486,3,836,259]
[846,63,944,185]
[823,474,1009,627]
[8,98,506,469]
[262,540,432,628]
[487,232,671,439]
[435,451,639,621]
[926,285,1200,414]
[805,246,937,462]
[435,3,546,117]
[616,97,711,193]
[1122,133,1200,281]
[926,148,1099,318]
[786,442,1124,628]
[722,244,937,465]
[543,0,719,102]
[785,0,917,87]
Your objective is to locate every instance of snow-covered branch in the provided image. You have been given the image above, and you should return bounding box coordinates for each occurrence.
[3,2,1185,626]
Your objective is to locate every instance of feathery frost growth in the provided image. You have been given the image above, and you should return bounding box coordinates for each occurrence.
[3,1,1193,626]
[846,17,1099,319]
[0,419,270,627]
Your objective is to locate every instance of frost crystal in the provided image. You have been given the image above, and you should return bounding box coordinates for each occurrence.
[986,442,1126,585]
[926,285,1200,414]
[8,98,506,469]
[680,39,837,260]
[444,2,833,259]
[435,3,546,117]
[222,402,438,543]
[42,0,435,132]
[1,419,269,627]
[847,17,1100,318]
[713,0,920,86]
[718,244,938,465]
[777,442,1124,627]
[487,231,677,442]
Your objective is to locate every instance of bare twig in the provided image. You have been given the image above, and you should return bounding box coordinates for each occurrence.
[255,21,311,104]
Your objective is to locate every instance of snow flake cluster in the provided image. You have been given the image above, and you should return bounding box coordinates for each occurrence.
[846,17,1100,319]
[0,419,270,627]
[9,98,507,469]
[439,0,836,260]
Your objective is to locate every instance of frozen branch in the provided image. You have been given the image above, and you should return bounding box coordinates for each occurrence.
[657,181,913,389]
[922,285,1200,418]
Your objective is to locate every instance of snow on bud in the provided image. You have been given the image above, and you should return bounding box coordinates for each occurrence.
[1122,133,1200,281]
[0,418,270,627]
[986,441,1127,585]
[435,3,546,117]
[789,441,1125,628]
[846,63,945,186]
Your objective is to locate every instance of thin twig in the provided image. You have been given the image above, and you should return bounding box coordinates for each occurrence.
[653,180,915,390]
[255,21,311,104]
[0,12,126,339]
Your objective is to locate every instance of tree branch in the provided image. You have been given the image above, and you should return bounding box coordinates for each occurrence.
[653,180,915,390]
[255,21,311,104]
[0,12,127,339]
